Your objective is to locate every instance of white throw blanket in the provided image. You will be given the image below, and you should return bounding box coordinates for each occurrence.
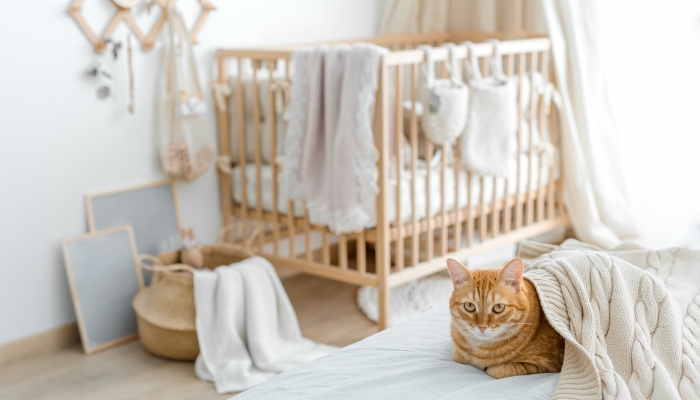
[519,239,700,400]
[280,43,387,234]
[193,257,337,394]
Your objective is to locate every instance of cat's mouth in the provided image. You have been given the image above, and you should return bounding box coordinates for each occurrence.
[467,325,507,340]
[473,329,499,340]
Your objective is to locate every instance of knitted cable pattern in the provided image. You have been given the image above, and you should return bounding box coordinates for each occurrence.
[521,243,700,400]
[680,289,700,399]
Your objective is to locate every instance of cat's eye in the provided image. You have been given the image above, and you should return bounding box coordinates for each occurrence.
[492,304,505,313]
[464,302,476,312]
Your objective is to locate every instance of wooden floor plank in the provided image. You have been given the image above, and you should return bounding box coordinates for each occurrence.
[0,274,375,399]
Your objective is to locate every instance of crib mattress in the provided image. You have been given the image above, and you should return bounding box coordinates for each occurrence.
[231,154,557,225]
[233,304,559,399]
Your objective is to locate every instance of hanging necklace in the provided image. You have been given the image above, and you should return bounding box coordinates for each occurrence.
[127,34,135,113]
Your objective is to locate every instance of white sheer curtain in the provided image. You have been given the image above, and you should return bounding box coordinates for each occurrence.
[378,0,450,34]
[379,0,547,35]
[540,0,637,247]
[448,0,546,33]
[597,0,700,249]
[378,0,639,248]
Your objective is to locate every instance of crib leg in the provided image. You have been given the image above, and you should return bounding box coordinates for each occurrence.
[377,283,390,331]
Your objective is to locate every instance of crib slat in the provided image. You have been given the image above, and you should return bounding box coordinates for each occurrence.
[410,64,420,267]
[479,176,487,241]
[515,52,525,229]
[489,51,505,237]
[322,231,330,267]
[462,50,474,248]
[556,133,565,217]
[251,61,265,250]
[216,55,235,242]
[466,171,474,247]
[440,58,448,79]
[526,52,538,226]
[425,139,434,260]
[481,56,489,77]
[304,209,312,262]
[547,103,557,220]
[504,53,515,233]
[297,50,311,264]
[266,61,280,255]
[236,58,249,242]
[492,176,500,237]
[480,55,492,241]
[440,143,448,255]
[547,91,557,218]
[536,51,547,222]
[339,234,348,270]
[376,62,392,331]
[295,43,311,261]
[555,112,565,217]
[453,138,462,251]
[357,231,366,275]
[394,66,404,272]
[283,62,296,257]
[287,201,296,256]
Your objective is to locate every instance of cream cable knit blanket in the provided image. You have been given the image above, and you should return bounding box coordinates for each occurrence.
[518,239,700,400]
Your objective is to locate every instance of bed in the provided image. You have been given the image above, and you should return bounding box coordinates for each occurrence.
[233,304,559,399]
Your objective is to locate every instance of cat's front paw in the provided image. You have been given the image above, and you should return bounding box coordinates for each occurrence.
[485,364,516,379]
[486,362,542,378]
[452,350,467,365]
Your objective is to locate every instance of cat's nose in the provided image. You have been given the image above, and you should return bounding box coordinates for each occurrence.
[478,326,487,332]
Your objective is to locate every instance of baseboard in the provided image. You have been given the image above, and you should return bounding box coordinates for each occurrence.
[0,323,80,368]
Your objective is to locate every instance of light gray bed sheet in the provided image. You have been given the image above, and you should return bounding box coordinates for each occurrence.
[233,304,559,399]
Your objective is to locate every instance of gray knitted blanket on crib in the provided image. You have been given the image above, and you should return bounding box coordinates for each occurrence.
[518,239,700,400]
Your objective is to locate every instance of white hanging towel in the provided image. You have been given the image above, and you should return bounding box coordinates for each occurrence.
[280,43,388,234]
[459,40,517,177]
[194,257,338,394]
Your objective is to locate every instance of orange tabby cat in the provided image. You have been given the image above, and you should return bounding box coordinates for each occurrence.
[446,258,564,379]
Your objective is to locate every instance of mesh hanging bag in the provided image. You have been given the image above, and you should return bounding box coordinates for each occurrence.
[418,43,469,145]
[157,7,215,182]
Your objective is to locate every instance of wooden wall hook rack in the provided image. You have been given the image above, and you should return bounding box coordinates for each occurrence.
[69,0,214,54]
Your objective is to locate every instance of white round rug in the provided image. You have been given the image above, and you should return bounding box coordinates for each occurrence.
[356,273,453,327]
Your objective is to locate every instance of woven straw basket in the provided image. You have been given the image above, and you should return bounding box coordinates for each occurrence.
[132,227,256,361]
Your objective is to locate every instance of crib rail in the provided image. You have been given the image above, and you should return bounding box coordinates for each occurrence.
[215,32,569,330]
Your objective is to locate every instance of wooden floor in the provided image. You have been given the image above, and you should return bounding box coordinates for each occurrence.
[0,274,377,400]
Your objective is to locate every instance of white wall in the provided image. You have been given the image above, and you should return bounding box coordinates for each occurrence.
[0,0,381,345]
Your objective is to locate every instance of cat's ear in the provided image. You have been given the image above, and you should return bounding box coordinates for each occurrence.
[498,258,523,291]
[446,258,472,288]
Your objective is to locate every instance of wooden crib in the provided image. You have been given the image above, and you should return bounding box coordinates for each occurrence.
[213,32,570,330]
